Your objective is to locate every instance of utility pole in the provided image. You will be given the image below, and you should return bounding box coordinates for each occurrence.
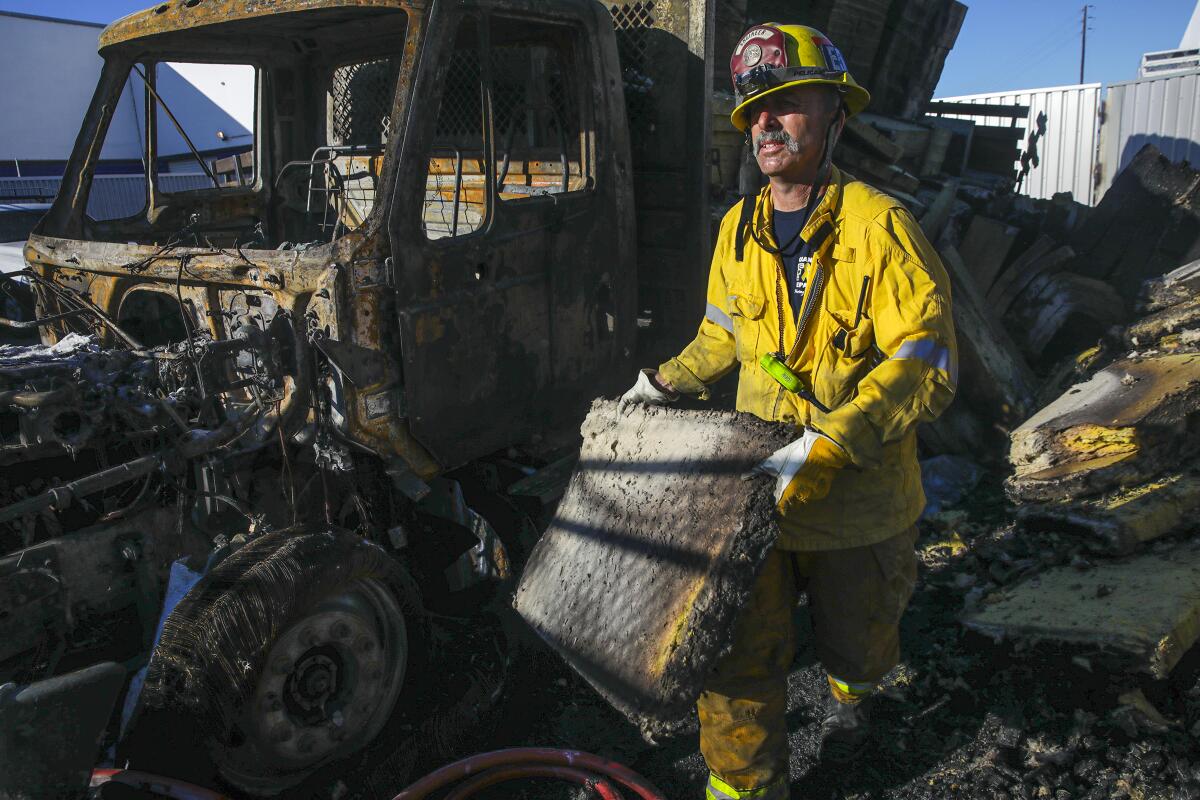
[1080,5,1094,84]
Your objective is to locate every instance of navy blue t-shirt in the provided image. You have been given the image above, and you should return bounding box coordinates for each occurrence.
[772,207,815,318]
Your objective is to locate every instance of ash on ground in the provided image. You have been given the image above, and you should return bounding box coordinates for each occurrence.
[462,475,1200,800]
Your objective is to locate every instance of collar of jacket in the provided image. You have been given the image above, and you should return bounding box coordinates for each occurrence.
[750,165,845,258]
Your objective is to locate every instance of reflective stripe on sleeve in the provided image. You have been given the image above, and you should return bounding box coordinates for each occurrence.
[706,302,735,334]
[892,338,957,384]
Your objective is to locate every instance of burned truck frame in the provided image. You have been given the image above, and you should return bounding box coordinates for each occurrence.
[1,0,711,794]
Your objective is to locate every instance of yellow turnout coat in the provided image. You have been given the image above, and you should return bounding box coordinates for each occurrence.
[658,167,957,550]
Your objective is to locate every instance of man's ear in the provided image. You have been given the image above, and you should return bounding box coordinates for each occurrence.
[830,105,847,145]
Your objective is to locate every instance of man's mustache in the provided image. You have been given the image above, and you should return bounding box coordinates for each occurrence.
[754,130,802,156]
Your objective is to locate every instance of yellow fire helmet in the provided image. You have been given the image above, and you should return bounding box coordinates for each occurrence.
[729,23,871,132]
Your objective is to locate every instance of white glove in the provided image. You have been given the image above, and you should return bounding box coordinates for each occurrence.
[754,428,848,508]
[619,369,676,409]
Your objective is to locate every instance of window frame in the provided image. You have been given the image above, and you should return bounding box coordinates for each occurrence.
[145,56,264,200]
[73,59,154,225]
[418,13,492,244]
[487,14,595,206]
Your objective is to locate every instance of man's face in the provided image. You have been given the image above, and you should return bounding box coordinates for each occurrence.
[747,85,840,181]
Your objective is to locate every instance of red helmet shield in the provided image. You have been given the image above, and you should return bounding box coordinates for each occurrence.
[730,25,788,90]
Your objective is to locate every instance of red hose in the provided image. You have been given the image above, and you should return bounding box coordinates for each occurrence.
[441,765,624,800]
[393,748,666,800]
[90,768,232,800]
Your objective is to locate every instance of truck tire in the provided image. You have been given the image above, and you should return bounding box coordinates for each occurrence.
[129,528,423,795]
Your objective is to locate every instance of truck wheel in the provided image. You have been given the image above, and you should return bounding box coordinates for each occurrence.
[132,529,423,796]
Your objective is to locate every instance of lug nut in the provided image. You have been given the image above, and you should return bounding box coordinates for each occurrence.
[354,636,375,654]
[331,621,351,639]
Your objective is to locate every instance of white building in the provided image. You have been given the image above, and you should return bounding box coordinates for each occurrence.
[0,11,255,226]
[1140,0,1200,77]
[0,12,130,177]
[933,0,1200,205]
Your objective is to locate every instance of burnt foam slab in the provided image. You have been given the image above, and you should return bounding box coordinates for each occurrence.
[513,399,791,737]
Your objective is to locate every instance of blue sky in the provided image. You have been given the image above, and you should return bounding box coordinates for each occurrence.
[2,0,1197,96]
[936,0,1197,96]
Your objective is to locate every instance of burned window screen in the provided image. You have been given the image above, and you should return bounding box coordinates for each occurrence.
[491,22,587,201]
[422,21,486,240]
[328,58,397,147]
[311,57,400,236]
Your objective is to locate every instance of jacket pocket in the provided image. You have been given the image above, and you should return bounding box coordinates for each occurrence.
[815,307,876,409]
[727,291,765,363]
[826,307,875,359]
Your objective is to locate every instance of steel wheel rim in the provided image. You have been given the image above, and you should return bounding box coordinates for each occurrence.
[218,576,408,793]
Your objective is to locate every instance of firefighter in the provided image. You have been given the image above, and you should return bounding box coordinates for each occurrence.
[620,23,957,800]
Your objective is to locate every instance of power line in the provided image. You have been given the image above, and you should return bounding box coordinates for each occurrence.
[1011,10,1088,65]
[1007,28,1084,88]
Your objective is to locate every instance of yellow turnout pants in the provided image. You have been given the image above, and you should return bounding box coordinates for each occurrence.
[697,527,918,794]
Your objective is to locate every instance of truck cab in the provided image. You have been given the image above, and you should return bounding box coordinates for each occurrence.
[28,0,638,474]
[2,0,712,793]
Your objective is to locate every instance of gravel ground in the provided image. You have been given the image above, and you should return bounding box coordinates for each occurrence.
[409,474,1200,800]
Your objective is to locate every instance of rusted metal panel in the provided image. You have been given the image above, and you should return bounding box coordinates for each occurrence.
[389,0,636,468]
[608,0,713,359]
[100,0,421,51]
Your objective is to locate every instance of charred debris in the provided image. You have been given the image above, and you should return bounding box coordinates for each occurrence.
[1,0,1200,796]
[752,85,1200,797]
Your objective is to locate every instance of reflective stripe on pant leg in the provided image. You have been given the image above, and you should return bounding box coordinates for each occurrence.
[707,773,789,800]
[828,674,875,705]
[698,549,795,791]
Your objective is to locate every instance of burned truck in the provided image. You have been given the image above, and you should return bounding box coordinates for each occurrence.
[0,0,712,794]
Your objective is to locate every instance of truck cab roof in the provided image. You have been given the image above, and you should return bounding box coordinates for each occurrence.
[100,0,423,51]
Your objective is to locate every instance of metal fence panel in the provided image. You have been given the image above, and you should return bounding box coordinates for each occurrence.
[1099,69,1200,200]
[933,83,1102,205]
[0,174,212,221]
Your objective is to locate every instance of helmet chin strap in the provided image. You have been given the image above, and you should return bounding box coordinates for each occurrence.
[774,106,844,232]
[737,103,845,261]
[809,103,845,207]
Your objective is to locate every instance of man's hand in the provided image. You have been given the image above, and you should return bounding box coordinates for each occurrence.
[754,428,850,515]
[619,369,678,410]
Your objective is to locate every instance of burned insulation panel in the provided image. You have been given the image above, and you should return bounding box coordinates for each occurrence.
[963,540,1200,679]
[513,399,789,736]
[1006,354,1200,503]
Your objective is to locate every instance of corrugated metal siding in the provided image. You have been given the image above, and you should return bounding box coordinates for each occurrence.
[0,173,212,220]
[1099,69,1200,199]
[933,83,1102,204]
